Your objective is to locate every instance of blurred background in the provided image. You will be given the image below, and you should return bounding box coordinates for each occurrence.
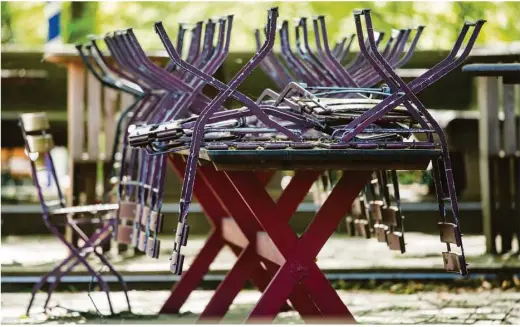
[1,1,519,235]
[1,3,520,321]
[2,1,520,49]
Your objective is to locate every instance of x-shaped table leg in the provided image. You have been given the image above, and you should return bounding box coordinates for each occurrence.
[161,155,276,314]
[224,169,374,323]
[197,165,324,322]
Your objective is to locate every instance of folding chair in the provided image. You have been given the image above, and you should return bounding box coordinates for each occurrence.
[109,16,235,258]
[19,112,131,315]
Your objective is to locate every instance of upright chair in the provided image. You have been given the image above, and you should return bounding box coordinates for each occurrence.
[19,112,131,315]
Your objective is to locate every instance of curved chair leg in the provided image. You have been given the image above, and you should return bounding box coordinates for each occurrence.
[27,219,106,315]
[104,290,115,315]
[42,252,116,315]
[88,234,132,312]
[95,253,132,312]
[27,271,56,315]
[53,232,115,315]
[26,254,79,315]
[43,250,94,310]
[74,224,131,313]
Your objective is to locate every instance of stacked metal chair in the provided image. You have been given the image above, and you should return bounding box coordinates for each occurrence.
[19,112,131,315]
[22,14,231,314]
[129,8,485,277]
[255,14,423,243]
[33,6,484,319]
[76,14,235,261]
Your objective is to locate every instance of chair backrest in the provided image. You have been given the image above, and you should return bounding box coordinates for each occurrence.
[19,112,66,214]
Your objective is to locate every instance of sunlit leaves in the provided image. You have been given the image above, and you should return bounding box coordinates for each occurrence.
[2,1,518,51]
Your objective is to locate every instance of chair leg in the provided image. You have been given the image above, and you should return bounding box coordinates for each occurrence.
[104,290,115,315]
[73,223,127,313]
[27,271,55,315]
[43,238,106,310]
[26,253,79,315]
[54,226,115,315]
[94,245,132,312]
[43,255,86,310]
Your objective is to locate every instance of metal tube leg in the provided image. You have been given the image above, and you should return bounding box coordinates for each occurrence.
[63,243,114,314]
[104,290,115,315]
[27,272,55,315]
[44,256,86,309]
[26,253,78,315]
[44,225,115,311]
[160,156,227,314]
[94,247,132,312]
[75,226,131,312]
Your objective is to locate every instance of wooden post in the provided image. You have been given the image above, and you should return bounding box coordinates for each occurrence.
[65,63,85,247]
[478,76,499,254]
[513,84,520,247]
[501,82,518,253]
[87,73,102,159]
[503,84,517,156]
[103,88,119,160]
[66,63,85,204]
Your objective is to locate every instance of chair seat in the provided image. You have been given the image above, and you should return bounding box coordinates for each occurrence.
[50,203,118,215]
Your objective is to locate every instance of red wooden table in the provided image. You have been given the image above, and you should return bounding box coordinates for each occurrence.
[160,147,438,323]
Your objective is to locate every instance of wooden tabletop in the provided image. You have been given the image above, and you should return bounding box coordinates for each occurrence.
[177,148,441,171]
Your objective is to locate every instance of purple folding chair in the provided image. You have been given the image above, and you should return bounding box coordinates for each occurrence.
[93,16,233,259]
[19,112,131,315]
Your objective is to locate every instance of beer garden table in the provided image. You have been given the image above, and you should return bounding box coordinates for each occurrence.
[160,147,438,323]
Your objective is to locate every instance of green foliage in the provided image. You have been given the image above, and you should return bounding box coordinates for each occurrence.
[397,171,431,185]
[61,2,98,44]
[1,2,46,45]
[1,2,14,43]
[2,1,519,50]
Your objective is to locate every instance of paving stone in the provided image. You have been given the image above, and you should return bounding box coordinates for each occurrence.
[509,308,520,318]
[492,300,519,309]
[506,318,520,325]
[485,313,507,320]
[388,318,418,324]
[356,316,395,324]
[474,320,496,324]
[3,289,519,325]
[400,309,439,317]
[438,307,476,316]
[475,306,507,316]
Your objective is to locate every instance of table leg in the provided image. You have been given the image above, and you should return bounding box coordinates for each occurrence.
[223,170,372,323]
[197,166,323,320]
[160,231,224,314]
